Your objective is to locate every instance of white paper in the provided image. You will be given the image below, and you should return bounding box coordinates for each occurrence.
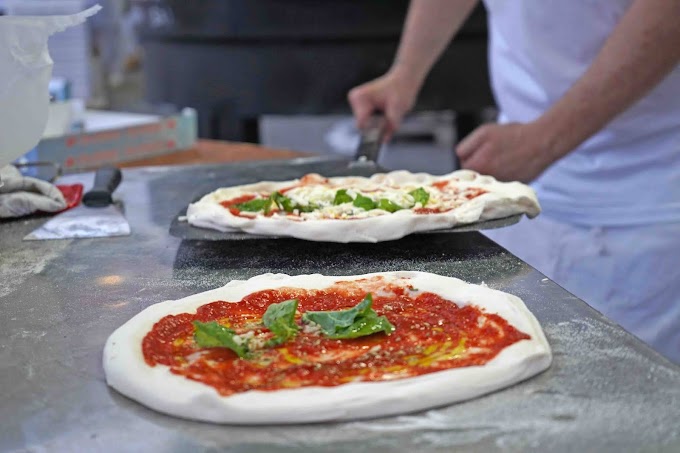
[0,5,101,167]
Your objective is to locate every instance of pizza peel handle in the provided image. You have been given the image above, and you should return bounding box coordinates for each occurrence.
[82,167,122,208]
[349,113,388,169]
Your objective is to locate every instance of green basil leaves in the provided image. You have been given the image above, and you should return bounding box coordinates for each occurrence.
[193,293,394,356]
[262,299,299,346]
[353,194,377,211]
[378,198,403,213]
[335,187,430,212]
[193,321,250,358]
[409,187,430,206]
[271,191,294,213]
[301,294,395,339]
[233,187,430,214]
[333,189,353,205]
[233,198,272,213]
[234,192,316,214]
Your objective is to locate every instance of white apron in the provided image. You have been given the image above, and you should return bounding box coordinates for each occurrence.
[481,0,680,363]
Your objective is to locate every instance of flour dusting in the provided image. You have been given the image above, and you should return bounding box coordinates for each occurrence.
[345,318,680,451]
[0,240,71,298]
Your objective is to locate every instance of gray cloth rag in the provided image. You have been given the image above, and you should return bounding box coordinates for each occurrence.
[0,165,67,218]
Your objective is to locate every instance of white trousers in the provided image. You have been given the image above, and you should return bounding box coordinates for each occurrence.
[484,216,680,364]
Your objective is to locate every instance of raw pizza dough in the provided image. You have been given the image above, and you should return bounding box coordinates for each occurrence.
[186,170,541,242]
[103,271,552,424]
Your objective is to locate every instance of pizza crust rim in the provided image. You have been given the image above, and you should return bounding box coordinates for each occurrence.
[186,170,542,242]
[103,271,552,424]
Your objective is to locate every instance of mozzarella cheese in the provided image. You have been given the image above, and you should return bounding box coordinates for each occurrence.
[286,185,336,208]
[283,184,429,219]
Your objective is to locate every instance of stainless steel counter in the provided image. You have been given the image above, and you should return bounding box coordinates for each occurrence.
[1,157,679,453]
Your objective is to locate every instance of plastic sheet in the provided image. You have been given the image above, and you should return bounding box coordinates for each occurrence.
[0,5,100,167]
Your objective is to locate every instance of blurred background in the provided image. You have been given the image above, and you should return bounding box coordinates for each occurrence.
[3,0,497,175]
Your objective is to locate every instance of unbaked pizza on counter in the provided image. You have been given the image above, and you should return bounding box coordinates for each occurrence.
[103,271,552,423]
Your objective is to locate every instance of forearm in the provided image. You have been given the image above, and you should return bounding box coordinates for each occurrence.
[536,0,680,162]
[390,0,479,86]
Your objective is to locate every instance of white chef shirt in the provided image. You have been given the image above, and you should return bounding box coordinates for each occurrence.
[483,0,680,226]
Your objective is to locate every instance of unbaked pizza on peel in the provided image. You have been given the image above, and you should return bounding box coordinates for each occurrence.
[103,272,552,423]
[186,170,541,242]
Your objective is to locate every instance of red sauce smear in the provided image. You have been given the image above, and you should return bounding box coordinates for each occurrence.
[414,207,453,215]
[464,187,488,199]
[219,194,262,218]
[279,185,299,194]
[219,194,255,208]
[142,282,530,396]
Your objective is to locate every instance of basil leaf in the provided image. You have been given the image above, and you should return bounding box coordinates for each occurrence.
[378,198,403,213]
[271,192,294,213]
[329,311,395,339]
[409,187,430,206]
[302,294,395,340]
[302,295,371,332]
[193,321,250,358]
[353,194,377,211]
[263,299,299,346]
[295,203,319,213]
[333,189,353,205]
[234,198,272,213]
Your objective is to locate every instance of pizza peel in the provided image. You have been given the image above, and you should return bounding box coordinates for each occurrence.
[169,212,522,241]
[169,113,523,240]
[344,113,389,176]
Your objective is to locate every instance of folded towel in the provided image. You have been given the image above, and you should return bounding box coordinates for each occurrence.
[0,165,67,218]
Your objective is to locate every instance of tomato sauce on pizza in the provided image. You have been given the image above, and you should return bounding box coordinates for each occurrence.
[142,278,530,396]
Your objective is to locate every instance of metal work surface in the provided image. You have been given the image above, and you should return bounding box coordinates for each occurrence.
[1,157,679,453]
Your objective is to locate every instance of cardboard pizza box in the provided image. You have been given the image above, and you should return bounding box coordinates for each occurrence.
[19,108,198,178]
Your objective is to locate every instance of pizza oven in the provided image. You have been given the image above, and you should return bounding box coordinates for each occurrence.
[134,0,494,142]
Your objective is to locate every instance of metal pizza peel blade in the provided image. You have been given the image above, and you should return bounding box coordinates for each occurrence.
[346,113,389,176]
[24,167,130,240]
